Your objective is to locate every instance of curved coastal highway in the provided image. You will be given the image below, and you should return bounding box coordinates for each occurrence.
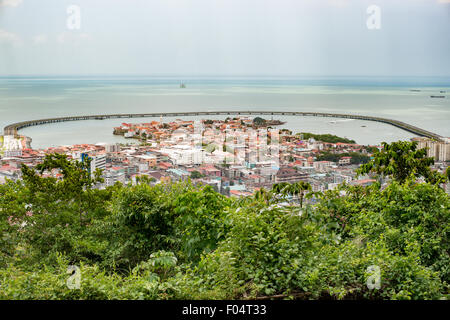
[3,111,445,142]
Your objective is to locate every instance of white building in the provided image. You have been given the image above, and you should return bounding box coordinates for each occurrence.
[333,173,353,184]
[1,135,24,158]
[105,144,121,153]
[313,161,334,171]
[160,146,204,165]
[412,137,450,162]
[4,149,22,157]
[90,154,107,173]
[104,167,126,186]
[339,157,352,165]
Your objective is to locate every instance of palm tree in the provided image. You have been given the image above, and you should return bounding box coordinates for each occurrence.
[254,188,273,205]
[271,182,290,198]
[288,181,312,208]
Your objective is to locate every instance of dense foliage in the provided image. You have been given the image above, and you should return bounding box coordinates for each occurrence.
[0,142,449,300]
[316,152,371,165]
[358,141,447,185]
[253,117,266,126]
[297,132,356,144]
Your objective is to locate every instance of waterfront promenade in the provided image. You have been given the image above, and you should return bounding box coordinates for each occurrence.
[3,111,445,142]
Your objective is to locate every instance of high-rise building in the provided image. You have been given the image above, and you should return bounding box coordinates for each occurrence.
[105,144,120,153]
[411,137,450,162]
[91,154,106,171]
[81,153,107,176]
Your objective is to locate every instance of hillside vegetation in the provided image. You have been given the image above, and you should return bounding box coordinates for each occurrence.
[297,132,356,144]
[0,141,449,300]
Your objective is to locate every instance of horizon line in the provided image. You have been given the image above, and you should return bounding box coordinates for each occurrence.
[1,73,450,78]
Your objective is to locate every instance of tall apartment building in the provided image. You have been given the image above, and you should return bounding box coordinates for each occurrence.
[411,137,450,162]
[81,153,107,177]
[90,154,107,173]
[105,143,121,153]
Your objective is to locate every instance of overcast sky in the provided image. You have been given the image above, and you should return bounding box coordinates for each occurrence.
[0,0,449,77]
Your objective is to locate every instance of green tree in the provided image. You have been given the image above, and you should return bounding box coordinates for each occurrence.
[357,141,446,184]
[287,181,312,208]
[253,117,266,126]
[1,151,449,300]
[0,154,112,266]
[254,187,273,205]
[271,182,290,196]
[20,154,104,226]
[296,132,356,144]
[0,180,24,267]
[190,171,204,179]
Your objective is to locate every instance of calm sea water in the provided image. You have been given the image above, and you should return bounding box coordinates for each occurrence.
[0,76,449,149]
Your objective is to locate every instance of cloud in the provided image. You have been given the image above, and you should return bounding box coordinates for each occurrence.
[33,34,48,45]
[0,0,23,7]
[0,29,22,46]
[56,32,92,45]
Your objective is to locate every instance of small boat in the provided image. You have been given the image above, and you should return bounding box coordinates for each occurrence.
[430,95,445,98]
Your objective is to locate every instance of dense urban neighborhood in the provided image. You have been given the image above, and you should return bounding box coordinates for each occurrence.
[1,117,449,196]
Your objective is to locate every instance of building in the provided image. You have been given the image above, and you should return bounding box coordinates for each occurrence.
[352,179,376,187]
[134,154,157,167]
[105,144,121,153]
[275,167,309,183]
[0,163,21,182]
[313,161,334,171]
[198,165,221,177]
[160,147,204,165]
[222,165,246,179]
[167,168,190,180]
[90,154,107,173]
[333,172,353,184]
[104,167,126,186]
[4,149,22,158]
[412,137,450,162]
[339,157,352,165]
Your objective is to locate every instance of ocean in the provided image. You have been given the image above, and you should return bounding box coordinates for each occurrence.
[0,76,449,149]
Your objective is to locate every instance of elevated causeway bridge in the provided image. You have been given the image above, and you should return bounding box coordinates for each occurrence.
[3,111,444,142]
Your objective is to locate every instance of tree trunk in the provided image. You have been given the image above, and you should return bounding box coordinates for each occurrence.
[299,192,303,208]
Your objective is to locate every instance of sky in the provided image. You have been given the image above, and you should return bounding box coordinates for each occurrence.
[0,0,449,77]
